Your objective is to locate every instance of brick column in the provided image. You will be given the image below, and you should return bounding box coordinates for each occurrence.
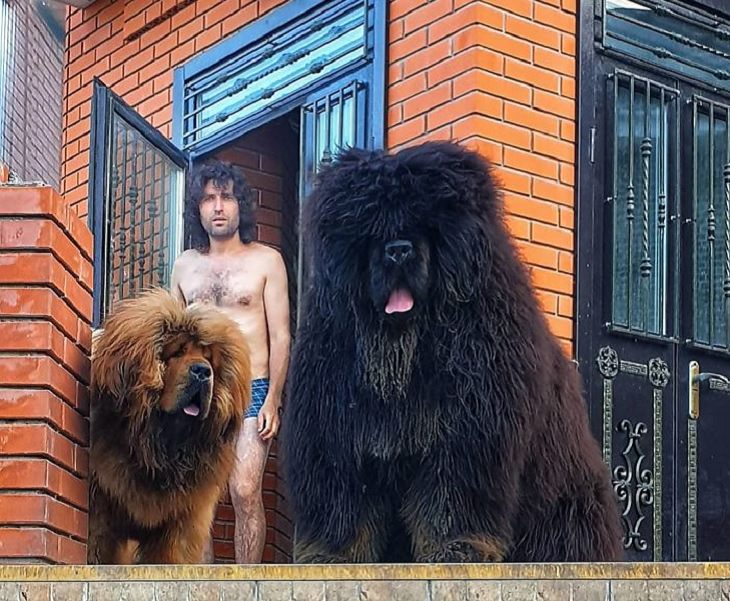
[0,186,93,564]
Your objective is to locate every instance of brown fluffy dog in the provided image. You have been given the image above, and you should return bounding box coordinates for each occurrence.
[87,288,250,564]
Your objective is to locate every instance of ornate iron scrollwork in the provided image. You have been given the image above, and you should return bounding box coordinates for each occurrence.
[613,420,654,552]
[597,346,619,378]
[597,348,667,559]
[688,419,698,561]
[597,346,619,467]
[648,358,670,388]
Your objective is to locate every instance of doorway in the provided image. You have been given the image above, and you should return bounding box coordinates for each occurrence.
[577,0,730,561]
[204,111,300,563]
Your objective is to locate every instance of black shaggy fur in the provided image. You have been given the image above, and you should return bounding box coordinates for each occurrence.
[282,141,623,563]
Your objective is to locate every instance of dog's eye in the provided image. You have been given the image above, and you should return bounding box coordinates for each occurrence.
[163,343,187,360]
[171,346,186,358]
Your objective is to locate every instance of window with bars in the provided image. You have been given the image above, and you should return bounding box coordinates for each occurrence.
[603,0,730,94]
[105,115,184,312]
[692,97,730,349]
[175,0,382,158]
[299,79,367,197]
[90,81,187,327]
[295,79,369,321]
[602,1,730,353]
[609,71,678,337]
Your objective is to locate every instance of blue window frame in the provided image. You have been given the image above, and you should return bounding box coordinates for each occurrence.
[172,0,386,160]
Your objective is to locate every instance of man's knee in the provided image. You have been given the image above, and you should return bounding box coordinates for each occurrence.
[229,474,263,511]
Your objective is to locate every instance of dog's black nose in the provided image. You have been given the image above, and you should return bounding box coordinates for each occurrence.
[189,363,212,381]
[384,239,413,265]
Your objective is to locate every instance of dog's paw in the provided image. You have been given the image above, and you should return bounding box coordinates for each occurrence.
[416,538,504,563]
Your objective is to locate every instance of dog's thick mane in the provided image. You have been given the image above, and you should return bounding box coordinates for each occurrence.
[283,141,623,563]
[92,288,249,402]
[90,288,249,517]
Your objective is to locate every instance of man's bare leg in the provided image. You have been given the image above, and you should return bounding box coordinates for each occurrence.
[229,417,271,563]
[203,534,215,563]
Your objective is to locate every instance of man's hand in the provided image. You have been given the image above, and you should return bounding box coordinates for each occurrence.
[257,396,281,440]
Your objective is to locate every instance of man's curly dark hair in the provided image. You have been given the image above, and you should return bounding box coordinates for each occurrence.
[184,160,256,251]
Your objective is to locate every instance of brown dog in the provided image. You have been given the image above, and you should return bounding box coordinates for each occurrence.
[87,288,250,564]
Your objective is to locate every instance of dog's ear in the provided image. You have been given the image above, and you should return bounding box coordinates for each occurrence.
[90,343,132,411]
[91,334,157,412]
[90,291,167,411]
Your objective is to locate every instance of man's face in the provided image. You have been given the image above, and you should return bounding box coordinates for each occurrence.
[199,180,240,240]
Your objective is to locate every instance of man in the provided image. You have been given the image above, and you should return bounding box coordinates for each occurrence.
[170,160,291,563]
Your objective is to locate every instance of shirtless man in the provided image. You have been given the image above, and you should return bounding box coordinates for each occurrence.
[170,160,290,563]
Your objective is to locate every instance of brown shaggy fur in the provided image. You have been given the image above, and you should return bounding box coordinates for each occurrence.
[87,288,251,564]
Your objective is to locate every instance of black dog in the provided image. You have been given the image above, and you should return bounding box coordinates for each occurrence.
[282,141,622,563]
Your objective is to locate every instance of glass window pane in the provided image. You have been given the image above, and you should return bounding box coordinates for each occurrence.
[605,0,730,94]
[611,73,675,336]
[693,99,730,349]
[184,0,368,150]
[105,113,184,314]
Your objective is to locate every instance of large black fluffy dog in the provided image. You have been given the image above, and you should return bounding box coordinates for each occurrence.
[282,141,622,563]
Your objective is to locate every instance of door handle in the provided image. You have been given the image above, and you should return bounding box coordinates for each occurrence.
[689,361,730,419]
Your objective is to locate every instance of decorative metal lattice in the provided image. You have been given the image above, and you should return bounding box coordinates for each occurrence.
[609,71,678,337]
[104,115,183,314]
[613,419,654,552]
[648,357,670,388]
[296,79,366,323]
[597,347,667,560]
[692,97,730,350]
[597,345,620,378]
[182,0,371,151]
[604,0,730,94]
[300,79,364,192]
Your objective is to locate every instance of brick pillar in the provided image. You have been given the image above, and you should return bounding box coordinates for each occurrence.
[0,186,93,564]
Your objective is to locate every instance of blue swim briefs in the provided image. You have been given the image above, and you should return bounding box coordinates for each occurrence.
[245,378,270,419]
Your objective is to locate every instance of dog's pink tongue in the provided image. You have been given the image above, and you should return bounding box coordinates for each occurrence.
[385,288,414,314]
[183,404,200,417]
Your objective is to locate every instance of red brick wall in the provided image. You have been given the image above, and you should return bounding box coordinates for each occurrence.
[387,0,577,354]
[0,187,93,564]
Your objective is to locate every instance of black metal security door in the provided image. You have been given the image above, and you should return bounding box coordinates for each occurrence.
[676,93,730,561]
[581,61,680,562]
[578,0,730,561]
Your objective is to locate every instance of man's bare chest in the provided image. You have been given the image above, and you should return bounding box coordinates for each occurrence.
[182,263,263,308]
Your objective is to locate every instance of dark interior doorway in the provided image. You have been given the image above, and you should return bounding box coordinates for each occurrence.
[206,111,300,563]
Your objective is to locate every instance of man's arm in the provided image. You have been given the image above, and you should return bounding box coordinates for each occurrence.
[258,250,291,440]
[169,253,188,304]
